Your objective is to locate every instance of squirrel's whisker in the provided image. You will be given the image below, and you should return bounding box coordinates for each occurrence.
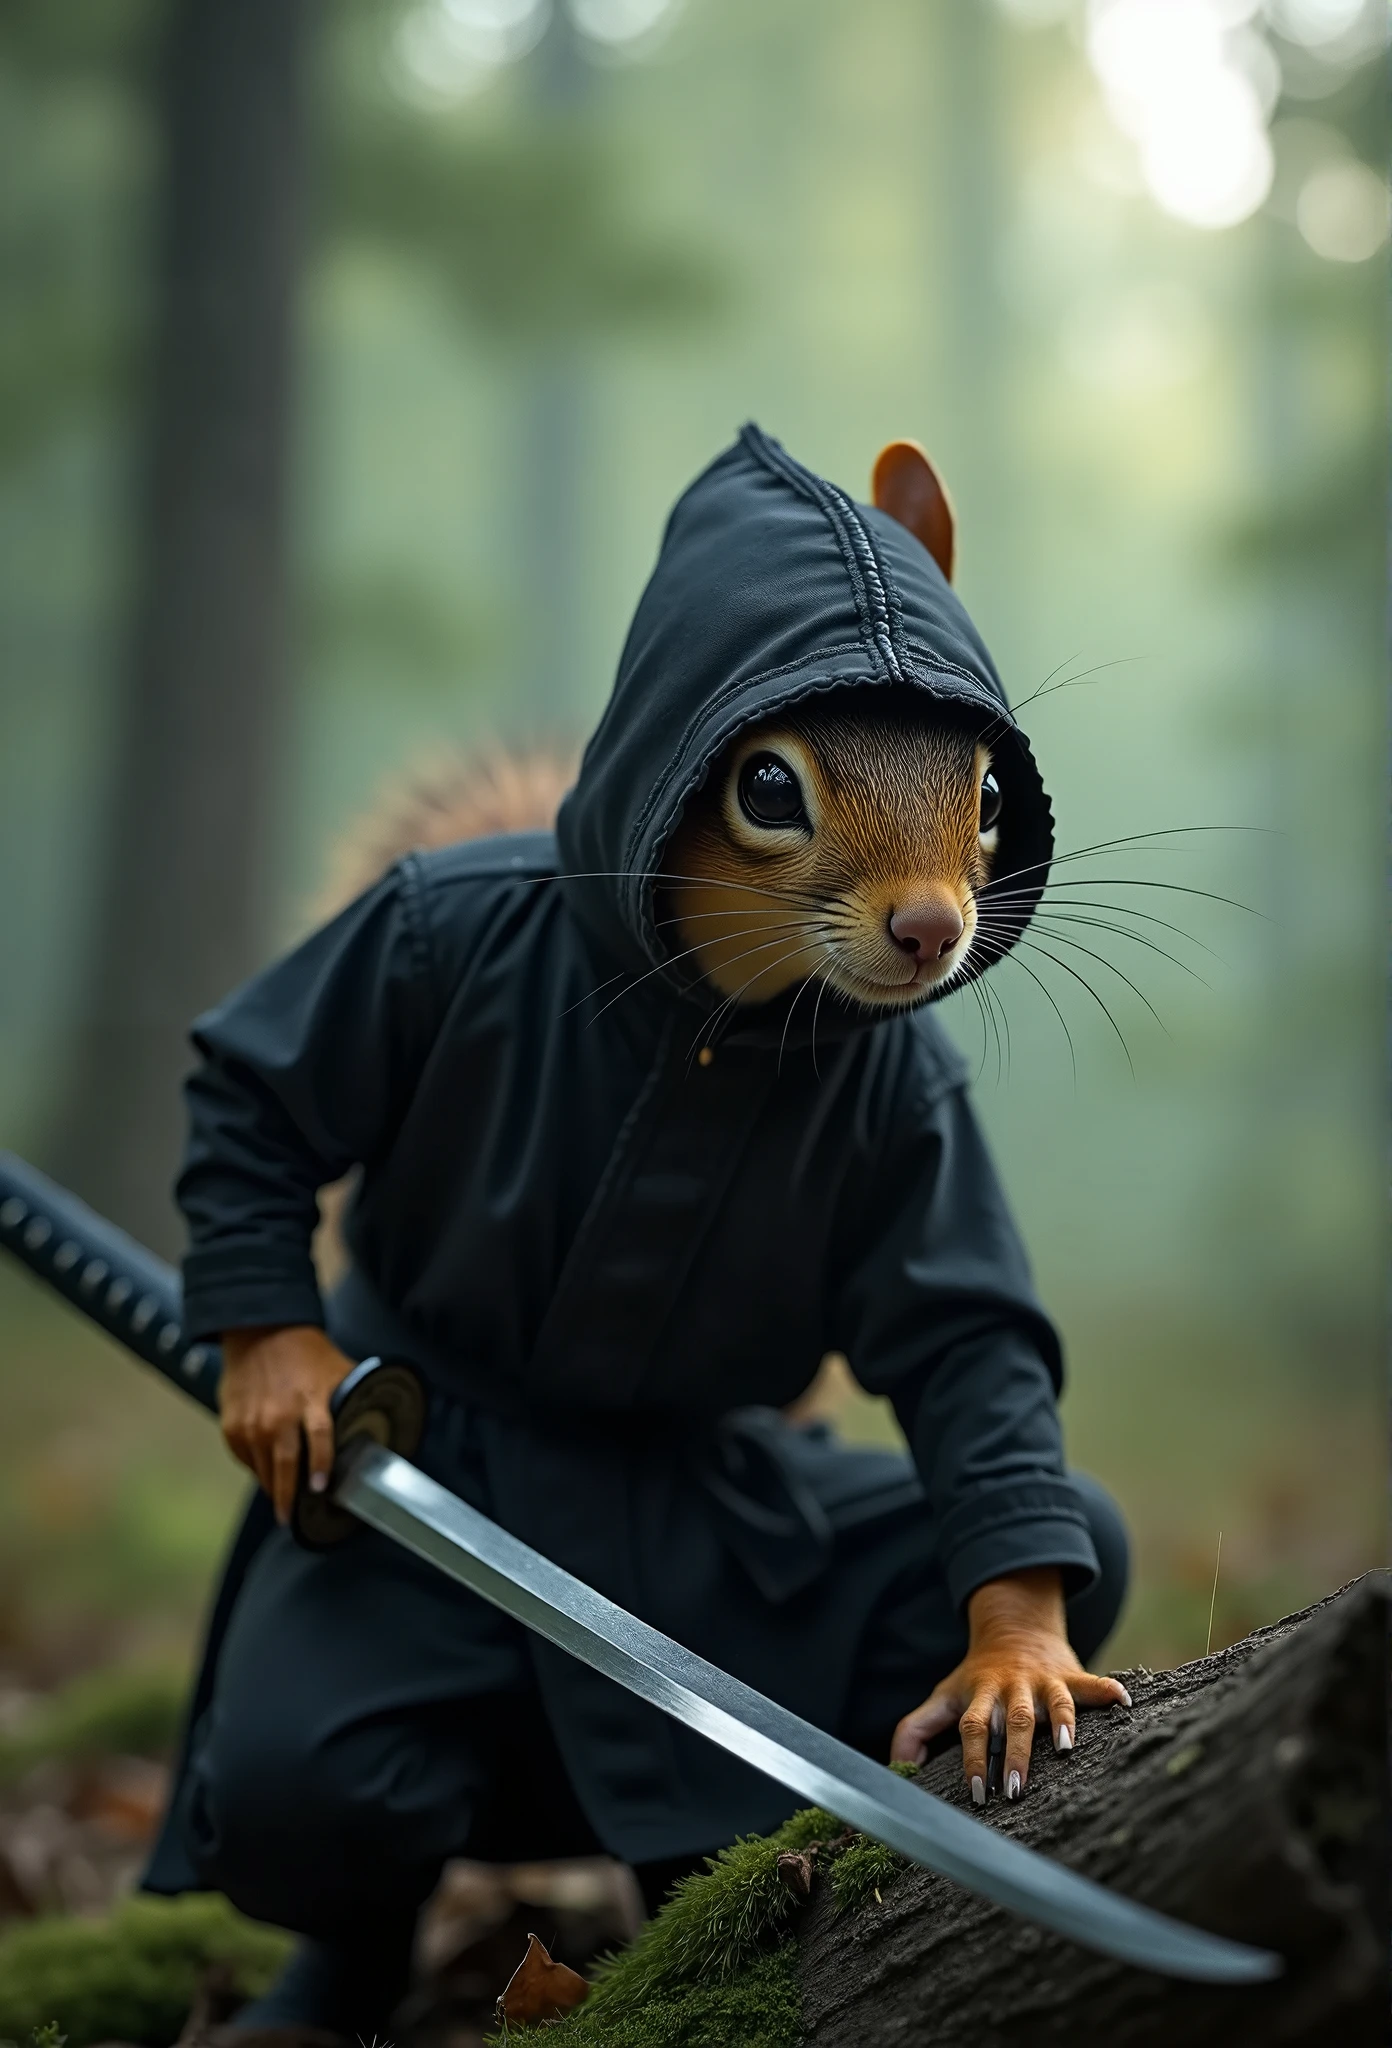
[964,977,994,1085]
[975,903,1202,972]
[1014,939,1138,1076]
[963,930,1080,1086]
[776,962,824,1073]
[1021,911,1212,985]
[572,922,817,1026]
[984,969,1012,1082]
[809,966,836,1081]
[984,875,1261,920]
[976,914,1173,1033]
[1007,654,1145,715]
[530,867,831,912]
[655,906,820,928]
[693,934,831,1059]
[994,896,1226,958]
[972,970,1004,1085]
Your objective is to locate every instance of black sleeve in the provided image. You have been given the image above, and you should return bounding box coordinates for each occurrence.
[831,1057,1099,1611]
[176,857,441,1341]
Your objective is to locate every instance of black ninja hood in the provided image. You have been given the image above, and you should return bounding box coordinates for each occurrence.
[556,423,1053,1004]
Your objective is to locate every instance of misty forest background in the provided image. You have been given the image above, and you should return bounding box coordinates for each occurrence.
[0,0,1384,1790]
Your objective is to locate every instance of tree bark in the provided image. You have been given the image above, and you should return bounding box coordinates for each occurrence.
[48,0,308,1252]
[798,1573,1388,2047]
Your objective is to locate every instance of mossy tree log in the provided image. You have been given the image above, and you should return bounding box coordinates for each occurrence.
[798,1574,1387,2048]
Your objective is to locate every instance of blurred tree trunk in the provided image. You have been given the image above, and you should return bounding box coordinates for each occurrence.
[48,0,308,1253]
[519,12,589,731]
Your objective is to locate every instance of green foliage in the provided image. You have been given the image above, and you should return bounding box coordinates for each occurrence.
[1,2025,68,2048]
[0,1662,186,1789]
[0,1895,290,2048]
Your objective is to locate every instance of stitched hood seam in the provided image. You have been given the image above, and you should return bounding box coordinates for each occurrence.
[740,425,907,683]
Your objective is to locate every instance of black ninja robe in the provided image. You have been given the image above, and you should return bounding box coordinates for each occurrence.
[145,425,1108,1894]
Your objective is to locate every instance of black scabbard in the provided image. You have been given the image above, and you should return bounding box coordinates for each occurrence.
[0,1152,221,1414]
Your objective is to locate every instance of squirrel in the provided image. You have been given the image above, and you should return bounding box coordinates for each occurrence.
[207,433,1123,1885]
[309,445,995,1303]
[171,429,1131,2035]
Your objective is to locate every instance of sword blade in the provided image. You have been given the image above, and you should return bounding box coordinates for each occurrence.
[338,1440,1278,1985]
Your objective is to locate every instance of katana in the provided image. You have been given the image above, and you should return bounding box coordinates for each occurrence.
[0,1151,1279,1986]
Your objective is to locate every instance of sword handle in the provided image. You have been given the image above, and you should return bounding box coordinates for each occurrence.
[291,1354,427,1549]
[0,1151,427,1551]
[0,1150,222,1414]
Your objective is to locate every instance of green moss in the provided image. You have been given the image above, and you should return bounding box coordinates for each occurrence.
[0,1895,291,2047]
[0,1664,186,1789]
[489,1780,931,2045]
[489,1807,843,2047]
[597,1806,835,2002]
[528,1941,801,2048]
[828,1836,903,1914]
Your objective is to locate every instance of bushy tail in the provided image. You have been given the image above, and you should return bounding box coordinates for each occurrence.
[313,746,578,920]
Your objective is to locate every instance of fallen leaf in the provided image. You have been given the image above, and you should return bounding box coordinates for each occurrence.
[69,1757,169,1842]
[496,1931,591,2026]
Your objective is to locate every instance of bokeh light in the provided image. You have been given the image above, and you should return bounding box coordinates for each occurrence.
[1268,0,1370,46]
[1086,0,1276,229]
[569,0,682,53]
[393,0,551,104]
[1297,157,1392,259]
[1080,0,1387,239]
[392,0,680,97]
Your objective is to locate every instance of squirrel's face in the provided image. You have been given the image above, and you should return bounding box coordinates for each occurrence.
[659,690,999,1011]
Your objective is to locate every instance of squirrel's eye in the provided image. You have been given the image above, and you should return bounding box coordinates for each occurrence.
[979,771,1002,834]
[739,752,806,828]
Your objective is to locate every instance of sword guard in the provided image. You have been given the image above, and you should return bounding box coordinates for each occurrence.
[291,1355,427,1550]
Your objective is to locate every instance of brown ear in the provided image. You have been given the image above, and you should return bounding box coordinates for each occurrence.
[871,440,955,583]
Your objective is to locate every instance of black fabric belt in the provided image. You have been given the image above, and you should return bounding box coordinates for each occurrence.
[328,1266,928,1604]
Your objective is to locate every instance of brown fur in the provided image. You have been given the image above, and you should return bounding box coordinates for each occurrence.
[872,438,956,582]
[660,688,996,1011]
[311,747,578,923]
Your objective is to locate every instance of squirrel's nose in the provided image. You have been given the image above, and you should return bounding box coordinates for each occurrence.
[889,893,964,962]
